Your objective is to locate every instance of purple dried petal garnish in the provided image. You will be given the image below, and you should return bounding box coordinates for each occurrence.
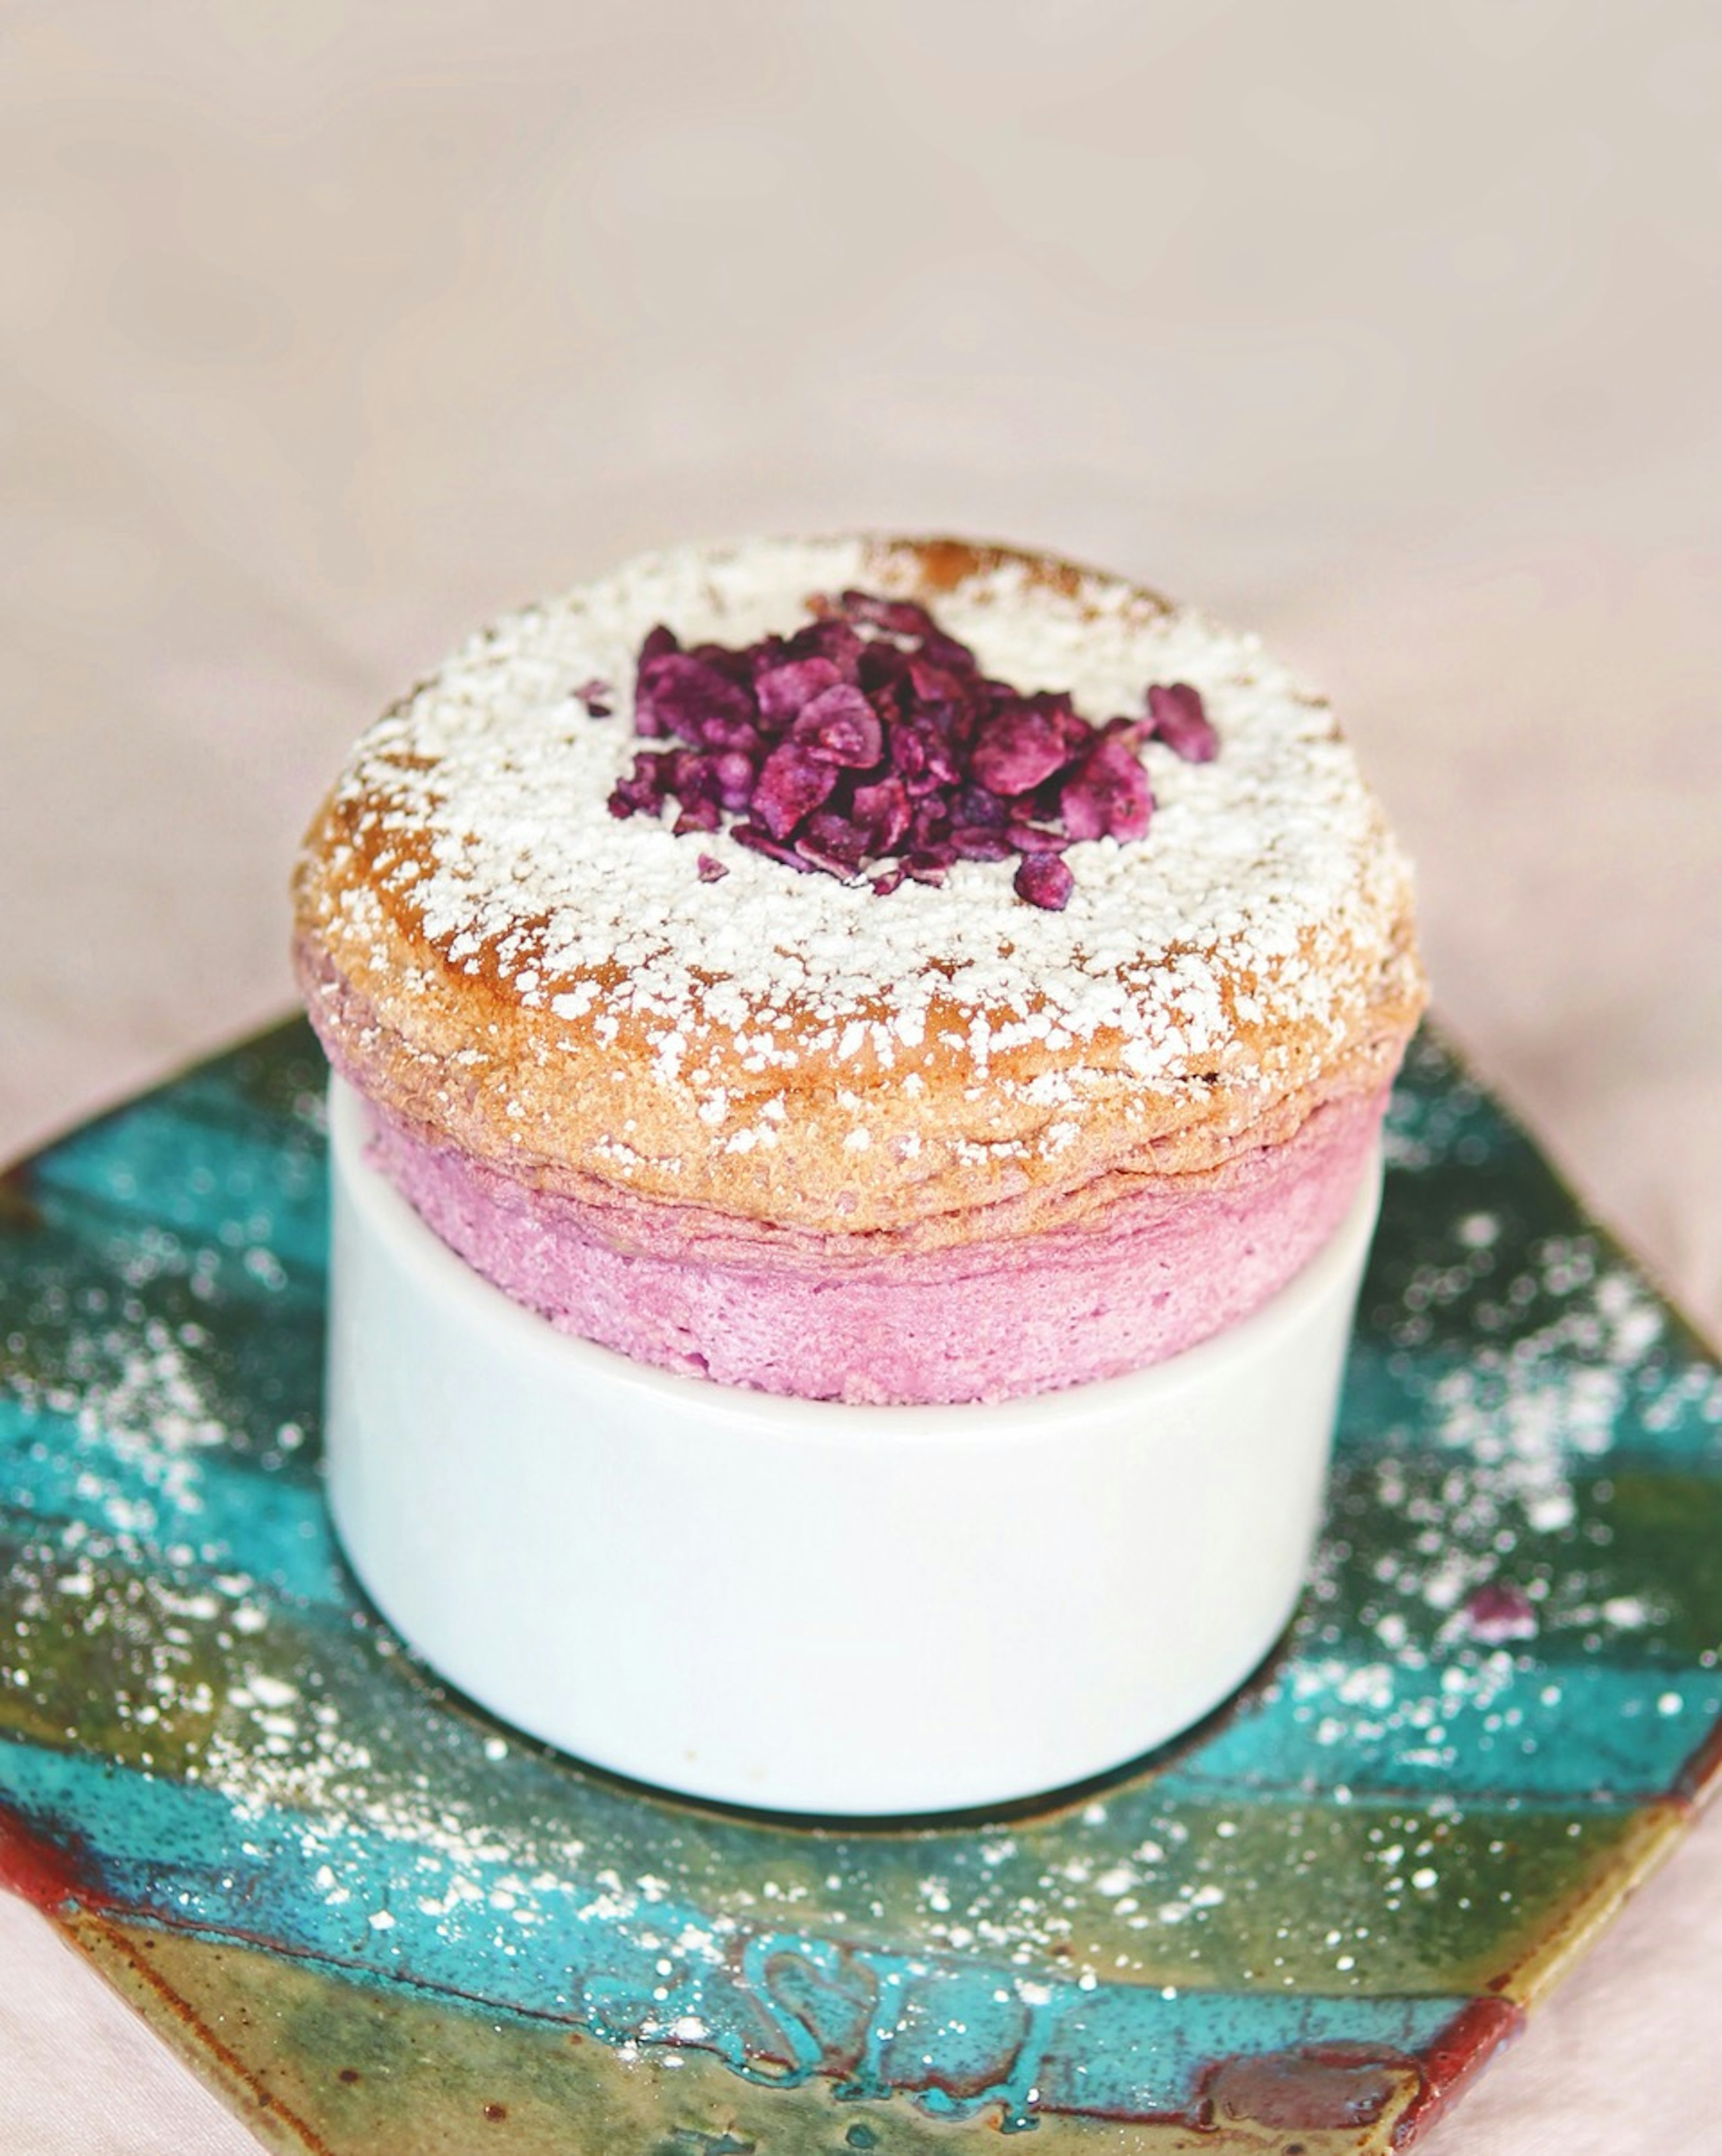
[953,782,1009,829]
[971,702,1074,795]
[1060,735,1153,843]
[887,716,959,793]
[902,853,949,886]
[636,651,758,745]
[795,811,870,878]
[1014,854,1074,910]
[888,723,927,780]
[1463,1582,1537,1643]
[1005,822,1069,854]
[833,589,940,640]
[909,798,953,854]
[783,617,866,681]
[790,682,883,769]
[711,749,757,812]
[908,656,977,712]
[756,656,844,728]
[752,742,839,840]
[950,825,1016,862]
[1050,697,1094,753]
[685,640,757,688]
[831,592,979,673]
[576,677,613,717]
[918,628,978,674]
[696,853,728,882]
[607,748,674,819]
[731,822,815,871]
[857,639,914,698]
[1146,681,1218,762]
[851,774,912,853]
[616,587,1202,905]
[1010,688,1086,753]
[698,711,767,755]
[924,728,964,789]
[663,746,709,796]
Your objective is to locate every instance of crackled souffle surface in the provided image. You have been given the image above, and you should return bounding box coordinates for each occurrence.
[294,536,1427,1400]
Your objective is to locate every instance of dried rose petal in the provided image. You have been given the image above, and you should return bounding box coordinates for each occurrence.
[664,747,715,801]
[909,798,952,854]
[826,591,977,672]
[833,589,941,640]
[711,749,757,812]
[851,773,912,854]
[780,617,866,681]
[576,677,613,717]
[752,742,839,839]
[857,638,914,700]
[795,811,870,878]
[908,655,978,712]
[609,587,1210,906]
[971,702,1073,795]
[950,825,1016,862]
[1147,681,1218,763]
[1014,854,1074,910]
[607,748,673,819]
[790,682,883,769]
[686,639,756,688]
[637,650,758,744]
[893,718,961,792]
[953,782,1009,830]
[1464,1581,1537,1643]
[731,821,815,871]
[696,853,727,882]
[903,852,951,886]
[1006,821,1069,854]
[756,656,844,727]
[1061,736,1153,843]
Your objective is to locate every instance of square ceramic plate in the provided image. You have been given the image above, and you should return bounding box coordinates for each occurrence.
[1,1021,1718,2154]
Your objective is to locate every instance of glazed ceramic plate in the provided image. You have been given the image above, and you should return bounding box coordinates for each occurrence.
[0,1021,1718,2155]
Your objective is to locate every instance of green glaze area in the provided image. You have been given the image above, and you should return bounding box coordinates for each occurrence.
[1,1018,1719,2152]
[83,1915,1422,2156]
[1316,1452,1722,1667]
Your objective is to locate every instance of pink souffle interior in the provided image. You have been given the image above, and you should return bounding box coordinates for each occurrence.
[355,1086,1384,1406]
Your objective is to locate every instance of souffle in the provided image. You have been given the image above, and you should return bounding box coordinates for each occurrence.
[294,536,1426,1403]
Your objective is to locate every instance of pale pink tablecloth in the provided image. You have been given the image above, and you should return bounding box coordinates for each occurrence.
[3,6,1720,2150]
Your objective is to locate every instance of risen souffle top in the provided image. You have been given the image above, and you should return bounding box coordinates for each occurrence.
[294,537,1426,1257]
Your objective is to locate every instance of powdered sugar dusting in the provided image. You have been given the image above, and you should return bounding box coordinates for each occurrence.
[319,539,1412,1087]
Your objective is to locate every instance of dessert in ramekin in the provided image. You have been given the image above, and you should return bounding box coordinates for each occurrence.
[296,536,1425,1813]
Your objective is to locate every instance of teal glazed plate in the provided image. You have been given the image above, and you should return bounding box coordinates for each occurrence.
[1,1021,1720,2155]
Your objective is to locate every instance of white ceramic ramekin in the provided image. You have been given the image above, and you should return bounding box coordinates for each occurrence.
[323,1078,1382,1817]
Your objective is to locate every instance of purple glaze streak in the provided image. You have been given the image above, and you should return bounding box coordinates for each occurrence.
[361,1091,1386,1405]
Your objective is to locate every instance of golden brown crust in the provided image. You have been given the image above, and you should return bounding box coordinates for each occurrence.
[293,535,1427,1238]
